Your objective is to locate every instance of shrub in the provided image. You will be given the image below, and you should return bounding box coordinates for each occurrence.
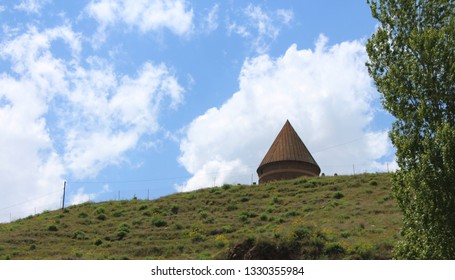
[333,192,344,199]
[203,216,215,224]
[272,196,281,204]
[226,204,237,211]
[117,223,130,240]
[170,205,179,214]
[239,213,249,222]
[47,225,58,232]
[112,210,124,217]
[72,230,87,240]
[94,239,103,246]
[94,207,105,215]
[199,211,208,219]
[369,180,378,186]
[285,210,298,217]
[96,214,107,221]
[138,204,148,211]
[222,225,234,233]
[191,233,206,243]
[151,217,167,227]
[325,242,346,256]
[353,242,374,259]
[78,212,88,218]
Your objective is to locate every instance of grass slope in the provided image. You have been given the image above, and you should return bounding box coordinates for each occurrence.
[0,173,401,260]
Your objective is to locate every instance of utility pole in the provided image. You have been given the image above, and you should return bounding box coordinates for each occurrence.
[62,181,66,210]
[353,164,356,175]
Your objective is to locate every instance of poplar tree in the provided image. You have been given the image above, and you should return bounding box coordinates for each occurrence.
[366,0,455,259]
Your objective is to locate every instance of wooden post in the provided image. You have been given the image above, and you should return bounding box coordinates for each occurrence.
[62,181,66,210]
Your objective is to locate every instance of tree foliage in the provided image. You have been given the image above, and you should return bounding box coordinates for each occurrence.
[366,0,455,259]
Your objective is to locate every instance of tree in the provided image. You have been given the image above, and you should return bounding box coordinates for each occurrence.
[366,0,455,259]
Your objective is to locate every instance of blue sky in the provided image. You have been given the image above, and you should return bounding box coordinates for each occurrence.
[0,0,396,222]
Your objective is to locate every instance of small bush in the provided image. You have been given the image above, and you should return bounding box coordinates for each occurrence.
[117,223,130,240]
[272,196,281,204]
[333,192,344,199]
[353,242,374,259]
[112,210,124,217]
[96,214,107,221]
[325,242,346,256]
[199,211,208,219]
[94,207,105,215]
[78,212,88,218]
[239,213,249,222]
[203,216,215,224]
[151,217,167,227]
[47,225,58,232]
[170,205,179,214]
[226,204,238,211]
[369,180,378,186]
[94,239,103,246]
[285,210,298,217]
[132,219,143,226]
[191,233,206,243]
[138,204,148,211]
[260,214,269,221]
[222,225,234,233]
[72,230,87,240]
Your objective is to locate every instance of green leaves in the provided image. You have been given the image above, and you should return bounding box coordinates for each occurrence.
[366,0,455,259]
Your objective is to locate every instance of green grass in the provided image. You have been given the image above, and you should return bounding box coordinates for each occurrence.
[0,173,401,260]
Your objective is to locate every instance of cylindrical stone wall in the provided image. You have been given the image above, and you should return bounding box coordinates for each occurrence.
[257,160,320,184]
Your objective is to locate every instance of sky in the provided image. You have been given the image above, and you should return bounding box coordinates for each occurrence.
[0,0,397,223]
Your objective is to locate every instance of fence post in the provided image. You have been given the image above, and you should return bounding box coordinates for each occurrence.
[62,181,66,210]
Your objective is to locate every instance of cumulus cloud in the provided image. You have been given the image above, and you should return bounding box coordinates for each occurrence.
[0,25,184,222]
[177,35,395,192]
[227,4,294,53]
[86,0,194,44]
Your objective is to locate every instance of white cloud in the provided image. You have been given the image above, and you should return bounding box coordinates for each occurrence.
[177,35,394,192]
[14,0,50,14]
[86,0,194,45]
[201,4,219,34]
[0,25,184,222]
[68,184,110,205]
[227,4,294,53]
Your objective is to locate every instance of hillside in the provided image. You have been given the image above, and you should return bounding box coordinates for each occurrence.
[0,173,402,260]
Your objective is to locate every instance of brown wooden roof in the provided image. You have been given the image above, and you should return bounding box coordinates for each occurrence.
[258,120,319,168]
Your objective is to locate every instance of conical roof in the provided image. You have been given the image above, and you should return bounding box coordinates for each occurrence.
[258,120,319,168]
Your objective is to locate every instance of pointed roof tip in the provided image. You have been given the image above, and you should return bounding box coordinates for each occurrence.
[258,120,319,168]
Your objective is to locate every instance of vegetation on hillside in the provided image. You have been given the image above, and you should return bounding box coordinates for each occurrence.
[0,173,401,260]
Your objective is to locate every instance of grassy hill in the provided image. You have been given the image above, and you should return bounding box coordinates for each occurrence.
[0,173,402,260]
